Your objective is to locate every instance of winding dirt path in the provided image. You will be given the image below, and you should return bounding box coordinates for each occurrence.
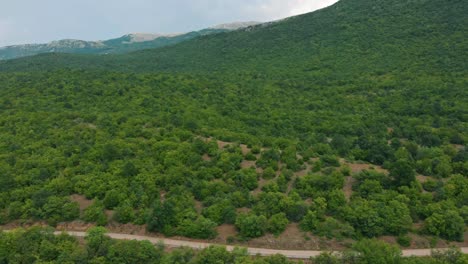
[55,231,467,259]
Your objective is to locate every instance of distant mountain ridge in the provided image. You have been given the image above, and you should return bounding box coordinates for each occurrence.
[0,22,260,60]
[1,0,465,77]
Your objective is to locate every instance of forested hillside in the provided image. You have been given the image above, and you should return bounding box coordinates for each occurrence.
[0,0,466,261]
[1,0,466,76]
[0,25,257,60]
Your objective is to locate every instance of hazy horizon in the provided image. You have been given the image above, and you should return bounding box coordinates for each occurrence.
[0,0,338,47]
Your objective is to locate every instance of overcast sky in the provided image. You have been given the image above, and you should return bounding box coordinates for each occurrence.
[0,0,339,47]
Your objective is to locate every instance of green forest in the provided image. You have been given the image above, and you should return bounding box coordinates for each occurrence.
[0,0,466,262]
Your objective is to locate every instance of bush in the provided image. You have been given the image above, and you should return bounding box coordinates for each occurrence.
[202,200,236,225]
[422,180,438,192]
[313,252,341,264]
[83,200,108,226]
[113,202,135,224]
[321,155,340,167]
[245,152,257,161]
[425,210,464,241]
[103,190,122,210]
[300,211,319,232]
[346,239,402,264]
[251,146,261,155]
[397,235,411,247]
[263,167,276,179]
[267,213,289,236]
[235,213,267,238]
[179,216,218,239]
[42,196,80,226]
[314,217,355,239]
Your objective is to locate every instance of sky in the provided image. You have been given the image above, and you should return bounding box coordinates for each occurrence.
[0,0,339,47]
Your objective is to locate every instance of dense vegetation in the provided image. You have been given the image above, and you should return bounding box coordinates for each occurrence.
[0,28,234,60]
[1,227,467,264]
[1,0,466,76]
[0,0,466,261]
[0,70,466,242]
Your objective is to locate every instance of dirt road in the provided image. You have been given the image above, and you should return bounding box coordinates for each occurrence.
[58,231,468,259]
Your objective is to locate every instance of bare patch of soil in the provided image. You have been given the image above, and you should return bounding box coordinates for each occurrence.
[252,178,270,195]
[379,236,397,245]
[57,221,95,232]
[346,163,388,174]
[416,175,431,183]
[453,144,465,150]
[202,154,212,161]
[70,194,93,213]
[194,200,203,214]
[106,223,148,236]
[255,167,264,174]
[245,223,350,251]
[105,210,115,220]
[295,163,312,177]
[216,140,231,149]
[241,160,256,169]
[215,224,237,243]
[343,176,355,200]
[236,207,252,214]
[240,144,250,156]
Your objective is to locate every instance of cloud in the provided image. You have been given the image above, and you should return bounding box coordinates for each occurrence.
[0,20,12,46]
[239,0,338,21]
[288,0,338,16]
[0,19,29,47]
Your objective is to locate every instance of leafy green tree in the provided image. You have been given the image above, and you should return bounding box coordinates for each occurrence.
[390,160,416,187]
[114,201,135,224]
[300,210,319,232]
[42,196,79,225]
[83,199,108,226]
[234,168,258,190]
[343,200,384,237]
[425,210,464,241]
[120,161,139,177]
[321,155,340,167]
[147,199,175,233]
[193,246,234,264]
[285,201,307,222]
[379,200,412,235]
[179,216,218,239]
[326,189,346,214]
[346,239,402,264]
[312,252,341,264]
[442,174,468,207]
[314,217,355,239]
[357,179,383,198]
[431,247,468,264]
[434,157,452,178]
[202,199,237,224]
[85,227,112,259]
[107,239,162,264]
[263,167,276,179]
[235,213,267,238]
[267,213,289,236]
[162,247,194,264]
[103,190,122,209]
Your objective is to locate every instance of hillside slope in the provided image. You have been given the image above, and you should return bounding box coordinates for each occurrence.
[0,0,466,77]
[0,22,259,60]
[0,0,466,250]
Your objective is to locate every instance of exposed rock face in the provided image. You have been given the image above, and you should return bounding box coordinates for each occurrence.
[211,22,261,30]
[122,33,182,43]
